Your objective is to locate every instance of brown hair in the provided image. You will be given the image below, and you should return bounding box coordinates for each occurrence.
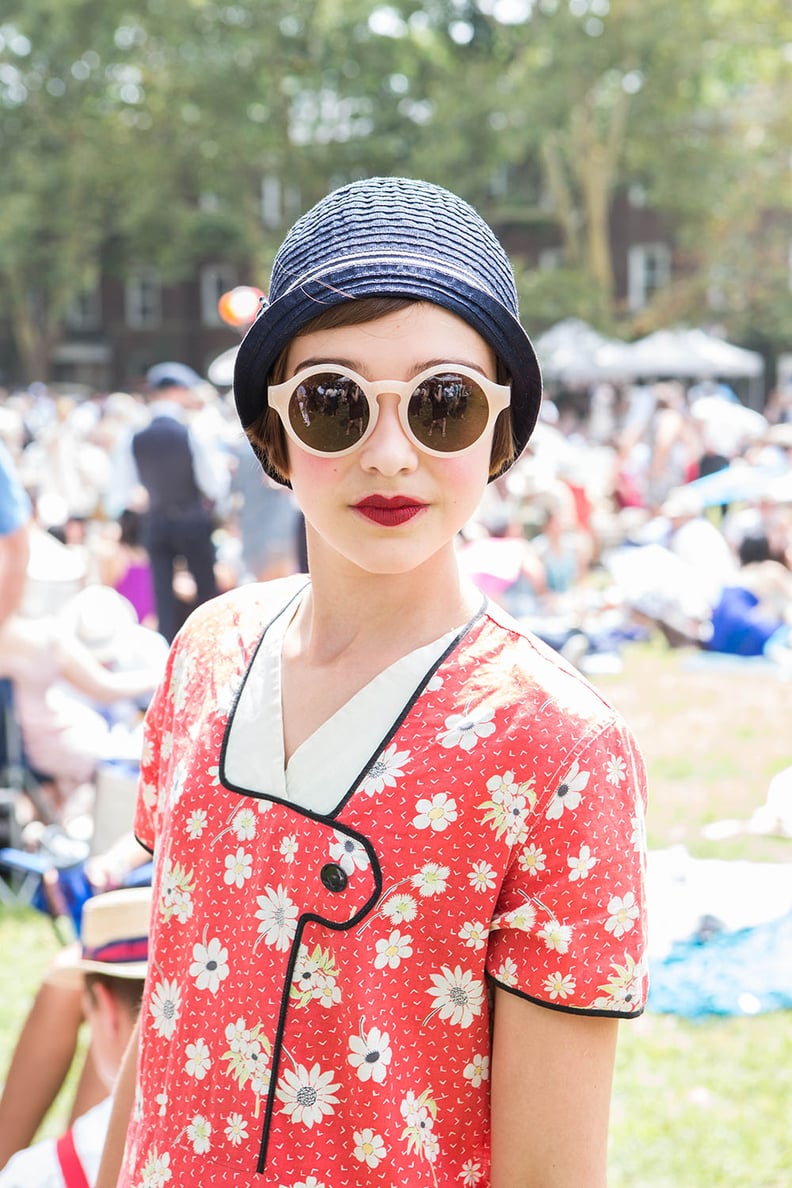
[245,297,516,482]
[84,971,146,1017]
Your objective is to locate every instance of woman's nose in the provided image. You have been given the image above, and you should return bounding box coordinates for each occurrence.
[358,394,418,475]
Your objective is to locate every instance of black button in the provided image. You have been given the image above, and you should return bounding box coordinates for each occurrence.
[320,863,348,893]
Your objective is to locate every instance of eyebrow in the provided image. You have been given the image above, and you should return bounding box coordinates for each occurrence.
[288,356,491,380]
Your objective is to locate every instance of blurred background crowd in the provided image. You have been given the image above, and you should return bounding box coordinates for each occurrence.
[1,349,791,852]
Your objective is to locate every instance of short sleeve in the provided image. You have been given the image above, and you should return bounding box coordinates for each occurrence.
[486,715,648,1016]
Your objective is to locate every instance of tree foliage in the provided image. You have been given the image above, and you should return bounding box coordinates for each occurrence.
[1,0,792,381]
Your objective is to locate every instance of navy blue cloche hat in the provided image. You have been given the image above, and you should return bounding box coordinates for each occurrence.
[233,176,543,482]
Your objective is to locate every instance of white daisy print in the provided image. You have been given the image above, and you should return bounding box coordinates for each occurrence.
[459,920,488,951]
[221,1019,271,1101]
[314,976,342,1009]
[149,977,180,1039]
[460,1159,485,1186]
[606,754,627,784]
[224,1017,251,1053]
[225,1112,248,1146]
[401,1089,435,1130]
[254,885,299,952]
[170,759,188,808]
[160,859,195,924]
[538,919,573,953]
[185,1038,212,1080]
[224,846,253,888]
[279,834,298,863]
[544,971,577,1000]
[463,1053,490,1087]
[605,891,640,938]
[494,955,519,986]
[374,929,413,970]
[185,809,207,839]
[359,743,411,796]
[427,673,443,691]
[492,900,537,933]
[479,771,535,844]
[329,830,370,875]
[381,893,417,925]
[413,791,458,832]
[141,778,157,812]
[276,1062,340,1128]
[595,955,644,1012]
[347,1020,392,1083]
[139,1148,171,1187]
[518,844,547,877]
[186,1113,211,1154]
[425,965,484,1028]
[400,1088,439,1162]
[438,704,496,751]
[155,1091,168,1117]
[353,1127,387,1168]
[232,807,257,841]
[189,935,229,993]
[293,1179,325,1188]
[568,844,597,881]
[290,945,340,1007]
[411,863,450,896]
[546,759,589,820]
[468,860,496,892]
[171,889,193,925]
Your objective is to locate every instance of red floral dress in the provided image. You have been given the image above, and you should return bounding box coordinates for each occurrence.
[121,579,647,1187]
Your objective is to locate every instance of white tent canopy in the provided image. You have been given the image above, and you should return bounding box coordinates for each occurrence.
[534,318,634,384]
[623,328,764,380]
[535,322,766,406]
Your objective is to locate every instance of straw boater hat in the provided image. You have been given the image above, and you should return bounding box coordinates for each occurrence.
[233,175,543,484]
[51,886,151,987]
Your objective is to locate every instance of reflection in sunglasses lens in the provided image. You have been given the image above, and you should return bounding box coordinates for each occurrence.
[408,374,489,452]
[288,373,370,452]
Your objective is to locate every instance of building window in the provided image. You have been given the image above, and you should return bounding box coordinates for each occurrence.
[201,264,238,326]
[125,268,162,329]
[627,242,671,311]
[65,284,101,331]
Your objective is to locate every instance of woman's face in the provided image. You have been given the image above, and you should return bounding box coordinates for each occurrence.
[283,303,499,579]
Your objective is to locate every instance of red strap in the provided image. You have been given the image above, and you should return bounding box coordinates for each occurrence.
[55,1128,91,1188]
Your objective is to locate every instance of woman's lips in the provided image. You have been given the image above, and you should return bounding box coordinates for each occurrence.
[353,496,427,527]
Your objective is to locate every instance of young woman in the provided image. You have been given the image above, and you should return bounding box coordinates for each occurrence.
[98,177,647,1188]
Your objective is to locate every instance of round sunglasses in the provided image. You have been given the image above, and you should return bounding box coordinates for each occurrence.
[267,364,511,459]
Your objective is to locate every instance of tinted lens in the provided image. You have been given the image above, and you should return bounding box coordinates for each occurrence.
[287,372,370,453]
[407,373,491,452]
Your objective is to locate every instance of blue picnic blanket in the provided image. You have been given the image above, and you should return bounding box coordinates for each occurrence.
[648,906,792,1016]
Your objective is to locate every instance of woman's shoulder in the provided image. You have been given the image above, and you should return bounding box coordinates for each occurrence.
[176,575,308,648]
[476,599,623,727]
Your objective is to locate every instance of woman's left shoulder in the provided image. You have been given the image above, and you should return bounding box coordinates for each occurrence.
[477,600,627,726]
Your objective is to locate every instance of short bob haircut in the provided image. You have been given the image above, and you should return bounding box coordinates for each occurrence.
[245,296,516,485]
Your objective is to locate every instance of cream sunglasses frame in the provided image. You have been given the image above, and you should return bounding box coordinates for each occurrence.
[267,363,512,459]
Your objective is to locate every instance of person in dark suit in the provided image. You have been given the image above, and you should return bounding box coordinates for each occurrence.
[111,364,228,642]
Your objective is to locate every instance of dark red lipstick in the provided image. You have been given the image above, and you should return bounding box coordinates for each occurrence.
[353,495,427,527]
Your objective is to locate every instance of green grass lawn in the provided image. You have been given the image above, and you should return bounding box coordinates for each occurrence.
[1,638,791,1181]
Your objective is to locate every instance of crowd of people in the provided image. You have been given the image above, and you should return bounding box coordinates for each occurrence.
[0,177,789,1185]
[0,355,790,843]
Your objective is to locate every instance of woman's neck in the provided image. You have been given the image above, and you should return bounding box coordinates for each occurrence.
[288,539,481,668]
